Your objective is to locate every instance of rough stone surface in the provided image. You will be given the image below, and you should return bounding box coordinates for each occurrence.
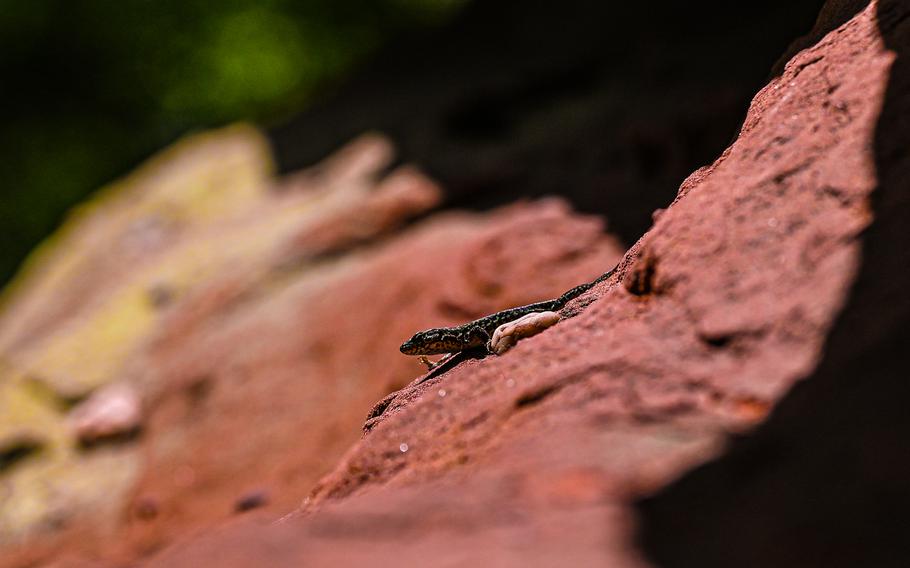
[640,2,910,567]
[0,129,622,564]
[2,0,905,566]
[114,198,621,559]
[141,1,891,566]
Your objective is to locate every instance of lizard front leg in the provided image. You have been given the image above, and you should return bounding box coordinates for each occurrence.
[418,352,461,371]
[466,326,492,353]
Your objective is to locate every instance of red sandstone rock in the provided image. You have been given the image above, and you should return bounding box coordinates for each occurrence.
[0,129,622,567]
[113,198,621,558]
[142,1,892,566]
[2,0,902,566]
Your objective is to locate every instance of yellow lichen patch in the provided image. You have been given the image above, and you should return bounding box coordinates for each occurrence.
[0,439,139,545]
[0,372,63,453]
[0,371,69,540]
[0,369,139,545]
[83,122,274,226]
[0,124,273,353]
[17,287,158,398]
[0,128,440,545]
[11,175,332,399]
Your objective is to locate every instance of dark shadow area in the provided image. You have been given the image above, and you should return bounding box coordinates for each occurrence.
[0,436,43,473]
[638,1,910,566]
[269,0,827,246]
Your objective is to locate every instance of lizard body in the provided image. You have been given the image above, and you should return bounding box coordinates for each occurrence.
[399,265,617,356]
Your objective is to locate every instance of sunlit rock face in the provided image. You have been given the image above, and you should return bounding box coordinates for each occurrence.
[3,0,906,566]
[0,124,623,563]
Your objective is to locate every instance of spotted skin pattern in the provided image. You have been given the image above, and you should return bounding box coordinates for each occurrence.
[399,266,616,356]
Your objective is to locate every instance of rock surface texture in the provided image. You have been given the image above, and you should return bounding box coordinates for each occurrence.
[148,0,895,566]
[0,131,622,565]
[2,0,907,566]
[640,2,910,567]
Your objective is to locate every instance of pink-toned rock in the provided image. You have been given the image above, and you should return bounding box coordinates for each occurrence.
[141,2,894,567]
[116,198,622,555]
[68,384,142,444]
[3,1,903,566]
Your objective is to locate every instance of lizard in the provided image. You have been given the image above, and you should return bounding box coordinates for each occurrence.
[399,264,617,358]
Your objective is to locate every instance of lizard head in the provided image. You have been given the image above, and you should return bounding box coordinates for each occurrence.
[399,329,462,355]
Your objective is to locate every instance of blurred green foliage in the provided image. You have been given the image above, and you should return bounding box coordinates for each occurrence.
[0,0,465,287]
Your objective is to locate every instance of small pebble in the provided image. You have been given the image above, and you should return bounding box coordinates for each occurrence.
[399,443,409,453]
[438,389,447,398]
[68,383,142,445]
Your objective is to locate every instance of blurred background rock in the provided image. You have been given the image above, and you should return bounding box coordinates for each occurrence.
[0,0,830,289]
[0,0,465,286]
